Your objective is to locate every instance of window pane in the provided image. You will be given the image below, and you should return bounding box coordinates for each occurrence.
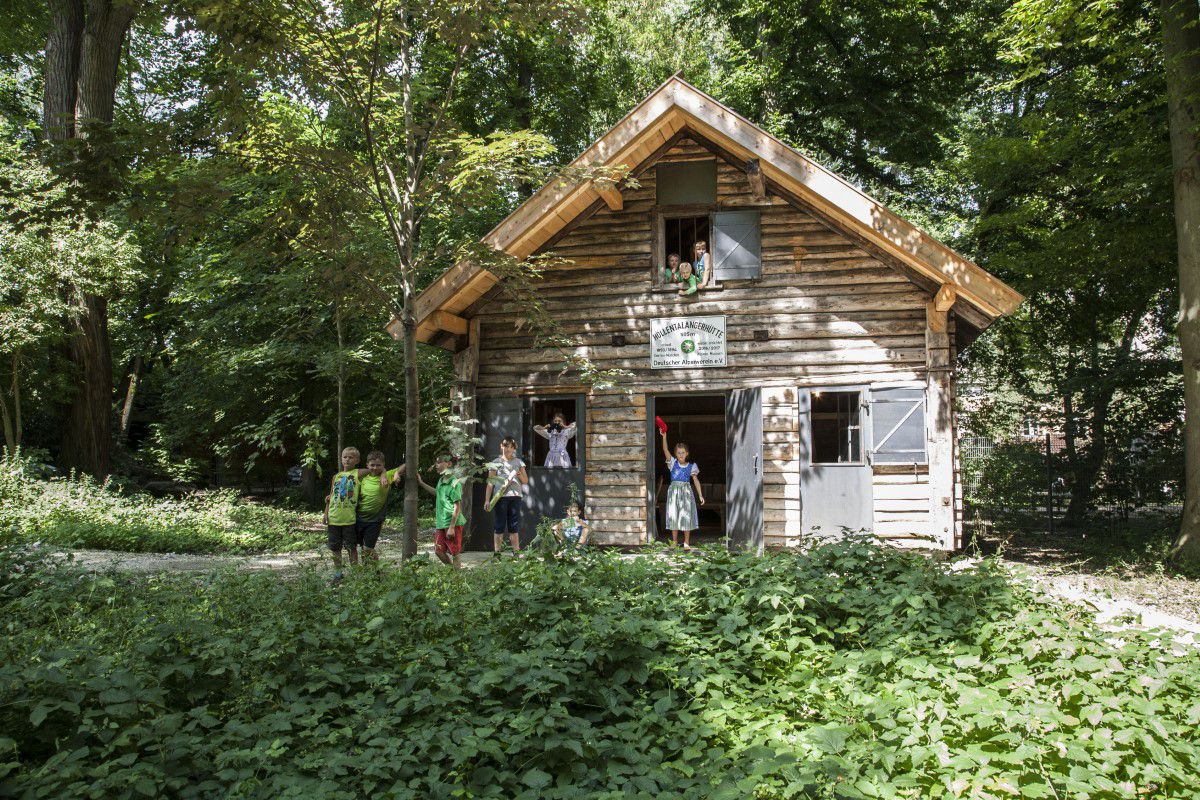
[663,215,710,269]
[811,391,861,463]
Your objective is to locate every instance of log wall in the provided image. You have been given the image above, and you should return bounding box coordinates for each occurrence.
[471,138,956,548]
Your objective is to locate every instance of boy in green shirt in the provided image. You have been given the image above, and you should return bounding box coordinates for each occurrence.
[323,446,368,579]
[355,450,405,563]
[431,453,466,569]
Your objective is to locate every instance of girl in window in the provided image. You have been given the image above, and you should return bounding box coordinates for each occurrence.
[534,411,577,468]
[693,240,711,287]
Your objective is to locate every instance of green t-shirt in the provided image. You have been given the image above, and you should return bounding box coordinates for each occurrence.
[678,274,700,295]
[434,474,466,529]
[358,467,402,519]
[327,470,361,526]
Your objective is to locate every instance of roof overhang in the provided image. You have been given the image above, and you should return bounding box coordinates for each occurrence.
[401,75,1023,346]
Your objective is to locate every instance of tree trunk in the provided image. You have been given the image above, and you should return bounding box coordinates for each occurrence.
[378,403,401,464]
[1164,0,1200,563]
[46,0,139,480]
[402,302,421,559]
[117,353,141,445]
[335,299,345,469]
[0,372,14,454]
[43,0,83,142]
[12,351,22,448]
[60,293,113,477]
[300,464,318,508]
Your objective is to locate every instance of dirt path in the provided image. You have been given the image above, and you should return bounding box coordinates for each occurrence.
[60,533,1200,644]
[62,531,494,573]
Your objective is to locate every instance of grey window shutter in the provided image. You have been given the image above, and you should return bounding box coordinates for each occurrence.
[713,210,761,280]
[869,387,927,464]
[656,160,717,205]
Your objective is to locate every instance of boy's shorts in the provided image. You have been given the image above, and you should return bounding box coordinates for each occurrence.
[492,495,521,534]
[435,526,463,556]
[355,517,384,549]
[327,524,357,552]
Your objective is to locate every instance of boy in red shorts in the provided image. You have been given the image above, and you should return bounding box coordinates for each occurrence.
[432,453,465,568]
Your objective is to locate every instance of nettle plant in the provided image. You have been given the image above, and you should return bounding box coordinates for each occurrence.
[2,537,1199,798]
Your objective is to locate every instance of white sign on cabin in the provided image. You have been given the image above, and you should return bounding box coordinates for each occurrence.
[650,315,727,369]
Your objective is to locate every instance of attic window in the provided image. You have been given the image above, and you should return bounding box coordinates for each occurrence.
[656,160,716,205]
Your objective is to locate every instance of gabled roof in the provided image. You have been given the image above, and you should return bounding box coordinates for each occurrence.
[406,75,1022,346]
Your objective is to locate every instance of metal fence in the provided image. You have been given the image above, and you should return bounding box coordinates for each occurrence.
[959,434,1183,538]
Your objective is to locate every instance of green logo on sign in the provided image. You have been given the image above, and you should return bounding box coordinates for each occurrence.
[680,339,695,354]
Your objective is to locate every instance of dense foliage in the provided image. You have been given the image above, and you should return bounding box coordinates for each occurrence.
[2,540,1198,798]
[0,455,319,554]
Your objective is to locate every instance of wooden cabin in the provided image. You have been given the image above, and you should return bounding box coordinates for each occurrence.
[403,76,1023,552]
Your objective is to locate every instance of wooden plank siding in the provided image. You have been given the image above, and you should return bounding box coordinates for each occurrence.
[473,138,939,547]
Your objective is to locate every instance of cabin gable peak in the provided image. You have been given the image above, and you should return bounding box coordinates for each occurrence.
[405,75,1022,347]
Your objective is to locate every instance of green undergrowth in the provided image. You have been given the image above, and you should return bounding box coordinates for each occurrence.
[0,455,319,554]
[2,541,1199,798]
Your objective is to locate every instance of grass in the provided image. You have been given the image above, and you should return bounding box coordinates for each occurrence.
[2,539,1199,798]
[0,454,434,555]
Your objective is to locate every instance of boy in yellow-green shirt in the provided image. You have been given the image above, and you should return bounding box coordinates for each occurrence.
[323,446,368,579]
[356,450,404,562]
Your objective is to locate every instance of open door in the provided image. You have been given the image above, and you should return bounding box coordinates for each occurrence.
[470,396,521,551]
[798,388,873,539]
[522,395,585,545]
[726,388,764,553]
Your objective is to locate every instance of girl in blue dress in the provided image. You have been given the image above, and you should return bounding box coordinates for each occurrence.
[693,240,711,288]
[659,427,706,548]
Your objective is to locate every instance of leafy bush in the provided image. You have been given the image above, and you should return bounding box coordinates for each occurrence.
[0,455,320,554]
[1,540,1198,798]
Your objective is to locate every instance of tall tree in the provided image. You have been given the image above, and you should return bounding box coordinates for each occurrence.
[1163,0,1200,562]
[41,0,142,478]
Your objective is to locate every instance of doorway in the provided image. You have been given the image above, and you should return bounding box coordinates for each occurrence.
[649,394,727,544]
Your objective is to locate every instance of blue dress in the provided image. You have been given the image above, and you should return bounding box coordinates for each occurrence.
[665,457,699,531]
[693,252,707,280]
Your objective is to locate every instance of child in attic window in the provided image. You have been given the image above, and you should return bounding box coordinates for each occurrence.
[693,240,710,287]
[662,252,682,284]
[533,411,577,468]
[676,262,700,296]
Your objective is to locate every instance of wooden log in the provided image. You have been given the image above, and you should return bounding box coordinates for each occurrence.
[933,283,957,313]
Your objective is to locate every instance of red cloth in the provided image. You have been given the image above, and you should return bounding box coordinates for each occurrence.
[435,526,464,556]
[655,416,668,435]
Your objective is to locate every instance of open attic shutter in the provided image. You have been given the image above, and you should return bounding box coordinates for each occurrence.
[869,387,927,464]
[713,210,761,280]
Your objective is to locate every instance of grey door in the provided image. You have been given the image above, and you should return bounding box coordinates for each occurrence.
[470,396,522,551]
[726,388,764,553]
[799,388,873,539]
[522,395,585,546]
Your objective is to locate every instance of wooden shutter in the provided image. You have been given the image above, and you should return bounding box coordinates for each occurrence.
[713,210,761,280]
[656,160,717,205]
[869,387,927,464]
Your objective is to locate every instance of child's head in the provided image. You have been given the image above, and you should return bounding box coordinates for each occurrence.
[679,261,694,279]
[500,436,517,457]
[566,501,581,518]
[550,411,566,426]
[340,447,360,469]
[365,450,385,475]
[667,252,681,268]
[694,240,707,256]
[435,453,455,473]
[674,442,690,461]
